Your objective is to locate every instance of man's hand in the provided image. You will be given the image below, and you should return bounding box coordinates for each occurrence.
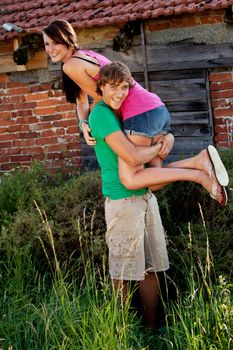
[82,122,96,146]
[159,133,174,160]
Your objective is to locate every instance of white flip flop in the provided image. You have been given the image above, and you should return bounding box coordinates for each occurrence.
[207,145,229,187]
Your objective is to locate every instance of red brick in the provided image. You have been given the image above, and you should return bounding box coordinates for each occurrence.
[8,87,30,95]
[67,142,81,150]
[147,21,170,31]
[8,125,29,132]
[30,122,51,131]
[215,125,231,133]
[0,127,8,134]
[15,102,37,110]
[45,144,68,152]
[15,110,33,117]
[210,82,233,91]
[61,111,77,119]
[25,92,49,101]
[2,147,21,155]
[0,111,11,119]
[213,108,233,117]
[170,15,196,28]
[32,154,46,161]
[18,132,39,139]
[7,81,28,88]
[35,137,58,146]
[0,133,19,141]
[216,141,233,148]
[209,72,233,82]
[34,107,57,116]
[0,141,12,148]
[21,147,44,155]
[66,126,79,134]
[13,139,35,147]
[37,99,60,107]
[0,156,11,163]
[16,116,38,124]
[0,164,14,171]
[199,14,223,25]
[2,95,25,104]
[214,133,231,141]
[0,103,14,112]
[212,99,231,108]
[211,90,233,99]
[40,114,62,122]
[10,155,32,162]
[30,83,52,93]
[0,74,9,83]
[0,120,14,127]
[41,129,65,138]
[56,104,75,112]
[53,120,76,128]
[47,152,64,160]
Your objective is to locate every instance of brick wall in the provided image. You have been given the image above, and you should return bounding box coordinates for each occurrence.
[209,69,233,149]
[0,72,81,174]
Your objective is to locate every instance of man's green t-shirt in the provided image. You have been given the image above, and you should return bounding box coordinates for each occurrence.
[89,101,147,200]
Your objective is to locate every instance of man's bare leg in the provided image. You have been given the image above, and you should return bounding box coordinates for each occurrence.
[139,272,160,330]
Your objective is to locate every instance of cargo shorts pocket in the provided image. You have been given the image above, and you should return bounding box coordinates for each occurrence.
[108,235,137,259]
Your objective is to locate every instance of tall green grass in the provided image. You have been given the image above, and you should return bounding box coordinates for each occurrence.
[0,204,232,349]
[158,207,233,350]
[0,205,145,350]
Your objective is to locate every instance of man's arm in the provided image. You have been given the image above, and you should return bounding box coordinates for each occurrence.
[105,130,163,166]
[159,133,174,160]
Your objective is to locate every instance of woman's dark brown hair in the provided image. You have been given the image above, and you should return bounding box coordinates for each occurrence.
[43,20,81,103]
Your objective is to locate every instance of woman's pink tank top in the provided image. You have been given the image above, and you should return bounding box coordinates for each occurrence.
[81,49,164,121]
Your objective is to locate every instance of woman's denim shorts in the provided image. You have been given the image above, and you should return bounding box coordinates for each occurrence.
[123,105,171,138]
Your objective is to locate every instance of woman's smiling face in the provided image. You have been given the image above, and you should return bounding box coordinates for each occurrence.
[43,33,73,63]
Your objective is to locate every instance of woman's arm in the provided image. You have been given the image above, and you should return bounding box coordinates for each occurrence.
[63,60,101,145]
[63,58,101,102]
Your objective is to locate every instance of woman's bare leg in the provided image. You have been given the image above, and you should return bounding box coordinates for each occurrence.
[165,149,212,175]
[119,158,224,206]
[118,135,224,204]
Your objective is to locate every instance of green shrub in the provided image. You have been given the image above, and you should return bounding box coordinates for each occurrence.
[0,149,232,281]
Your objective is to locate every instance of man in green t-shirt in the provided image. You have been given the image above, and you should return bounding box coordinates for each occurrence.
[87,61,228,329]
[88,62,173,330]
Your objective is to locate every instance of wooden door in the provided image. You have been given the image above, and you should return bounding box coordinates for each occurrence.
[134,68,213,160]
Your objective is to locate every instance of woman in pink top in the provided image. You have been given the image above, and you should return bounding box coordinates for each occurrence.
[42,20,173,163]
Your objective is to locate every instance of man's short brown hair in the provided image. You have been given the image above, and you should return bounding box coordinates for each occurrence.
[96,61,134,95]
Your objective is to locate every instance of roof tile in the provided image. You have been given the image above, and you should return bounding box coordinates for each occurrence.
[0,0,232,41]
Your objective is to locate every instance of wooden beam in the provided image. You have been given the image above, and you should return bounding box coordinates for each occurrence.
[146,43,233,71]
[0,50,48,73]
[140,21,149,91]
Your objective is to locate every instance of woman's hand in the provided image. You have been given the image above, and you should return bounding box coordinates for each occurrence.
[159,133,174,160]
[82,122,96,146]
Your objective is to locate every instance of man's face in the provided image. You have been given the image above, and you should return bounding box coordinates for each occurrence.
[101,80,129,110]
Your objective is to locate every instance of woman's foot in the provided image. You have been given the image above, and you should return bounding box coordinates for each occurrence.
[201,169,227,205]
[196,147,229,187]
